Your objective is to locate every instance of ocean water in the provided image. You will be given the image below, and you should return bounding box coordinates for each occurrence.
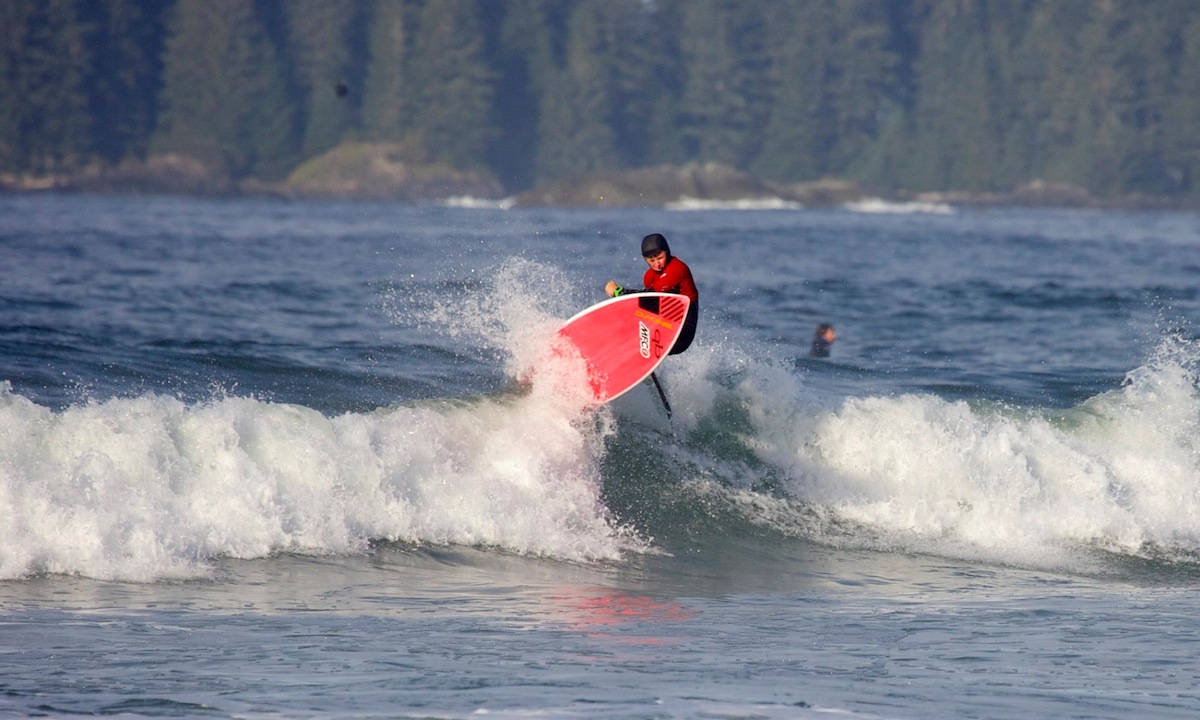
[3,193,1200,719]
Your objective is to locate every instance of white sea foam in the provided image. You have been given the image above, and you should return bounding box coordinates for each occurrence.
[0,380,635,581]
[439,195,516,209]
[733,335,1200,569]
[665,196,803,211]
[843,197,955,215]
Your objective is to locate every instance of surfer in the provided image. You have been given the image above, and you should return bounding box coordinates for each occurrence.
[604,233,699,354]
[810,323,836,357]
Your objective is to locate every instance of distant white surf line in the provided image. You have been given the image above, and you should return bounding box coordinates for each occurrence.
[665,196,803,211]
[440,196,516,209]
[844,197,955,215]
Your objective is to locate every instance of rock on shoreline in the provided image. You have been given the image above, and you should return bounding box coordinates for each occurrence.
[510,162,866,208]
[281,142,503,201]
[0,143,503,202]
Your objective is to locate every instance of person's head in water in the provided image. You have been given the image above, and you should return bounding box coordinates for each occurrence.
[810,323,836,357]
[641,233,671,273]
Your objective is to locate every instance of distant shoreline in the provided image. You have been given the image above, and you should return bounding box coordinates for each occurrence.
[3,156,1197,213]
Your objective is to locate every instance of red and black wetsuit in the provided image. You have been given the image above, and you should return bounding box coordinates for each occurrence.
[642,256,699,354]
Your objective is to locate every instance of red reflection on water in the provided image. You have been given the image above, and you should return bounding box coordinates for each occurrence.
[571,594,695,625]
[549,589,698,646]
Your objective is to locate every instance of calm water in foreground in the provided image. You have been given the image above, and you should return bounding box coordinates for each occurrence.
[3,194,1200,718]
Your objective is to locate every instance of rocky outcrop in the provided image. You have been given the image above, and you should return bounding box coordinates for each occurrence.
[281,142,503,201]
[92,154,235,195]
[512,163,875,208]
[772,178,867,207]
[1,154,235,195]
[512,162,781,207]
[0,143,503,201]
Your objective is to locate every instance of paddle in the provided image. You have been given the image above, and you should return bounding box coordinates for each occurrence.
[649,372,673,419]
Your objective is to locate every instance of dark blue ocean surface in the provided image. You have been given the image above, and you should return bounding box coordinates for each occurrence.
[2,193,1200,718]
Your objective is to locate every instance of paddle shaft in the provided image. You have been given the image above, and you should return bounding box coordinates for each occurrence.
[650,372,672,419]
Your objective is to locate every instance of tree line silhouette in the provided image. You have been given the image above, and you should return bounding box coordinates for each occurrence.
[3,0,1198,199]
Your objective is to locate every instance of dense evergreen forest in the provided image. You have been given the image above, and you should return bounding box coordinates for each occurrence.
[3,0,1199,200]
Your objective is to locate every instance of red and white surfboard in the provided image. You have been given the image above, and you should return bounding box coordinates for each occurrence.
[553,292,690,404]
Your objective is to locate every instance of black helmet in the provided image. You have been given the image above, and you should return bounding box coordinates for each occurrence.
[641,233,670,257]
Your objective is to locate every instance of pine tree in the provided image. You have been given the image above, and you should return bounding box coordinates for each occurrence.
[602,0,673,167]
[284,0,362,158]
[153,0,297,179]
[1092,0,1188,195]
[630,0,688,166]
[823,0,904,179]
[409,0,494,168]
[361,0,416,143]
[0,0,93,174]
[532,0,655,180]
[82,0,166,164]
[893,0,1009,192]
[752,2,829,182]
[485,0,546,188]
[674,0,770,168]
[1164,6,1200,196]
[494,0,573,183]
